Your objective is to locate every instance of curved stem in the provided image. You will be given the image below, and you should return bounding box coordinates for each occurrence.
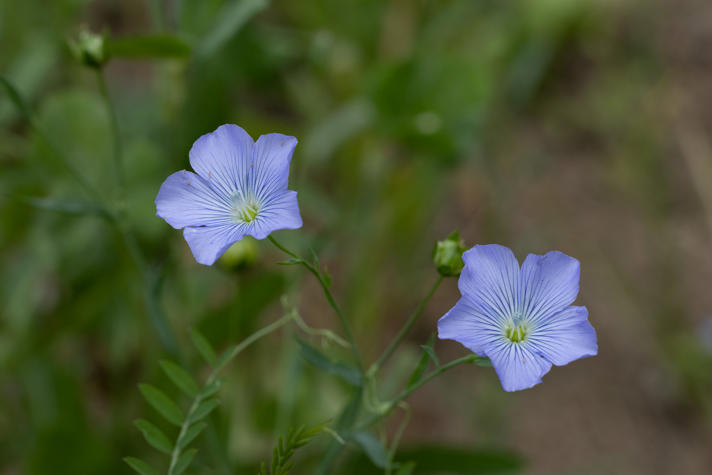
[370,275,443,375]
[95,68,125,195]
[168,314,293,474]
[269,235,363,371]
[360,354,480,430]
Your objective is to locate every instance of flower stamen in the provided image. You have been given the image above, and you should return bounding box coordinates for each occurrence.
[503,316,530,343]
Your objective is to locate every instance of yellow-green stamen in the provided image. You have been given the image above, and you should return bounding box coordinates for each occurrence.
[503,317,530,343]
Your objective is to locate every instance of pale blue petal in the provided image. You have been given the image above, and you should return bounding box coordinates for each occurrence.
[183,224,245,266]
[459,245,519,320]
[251,133,298,200]
[518,251,580,323]
[155,170,231,229]
[438,297,503,355]
[189,124,254,197]
[248,190,302,240]
[486,341,552,392]
[529,306,597,366]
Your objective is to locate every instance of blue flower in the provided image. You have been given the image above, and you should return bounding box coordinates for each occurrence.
[438,244,597,391]
[155,124,302,265]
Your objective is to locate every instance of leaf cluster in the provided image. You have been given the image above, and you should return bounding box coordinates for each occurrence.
[258,425,323,475]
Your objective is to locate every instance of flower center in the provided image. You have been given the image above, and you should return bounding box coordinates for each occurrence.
[232,196,261,223]
[503,315,530,343]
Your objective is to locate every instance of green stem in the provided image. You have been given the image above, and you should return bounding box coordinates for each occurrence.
[168,314,293,474]
[361,354,480,430]
[96,68,125,195]
[370,275,443,375]
[268,235,363,371]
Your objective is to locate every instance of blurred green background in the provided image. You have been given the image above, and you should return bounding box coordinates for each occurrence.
[2,0,712,473]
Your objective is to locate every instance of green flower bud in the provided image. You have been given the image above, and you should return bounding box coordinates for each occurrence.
[69,27,107,69]
[432,231,466,277]
[219,237,258,270]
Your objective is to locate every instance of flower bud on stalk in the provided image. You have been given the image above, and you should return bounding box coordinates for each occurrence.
[432,231,466,277]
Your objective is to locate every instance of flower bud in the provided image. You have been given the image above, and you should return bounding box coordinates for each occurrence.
[432,231,465,277]
[69,27,107,69]
[219,237,258,270]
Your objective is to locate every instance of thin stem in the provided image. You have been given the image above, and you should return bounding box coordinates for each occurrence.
[371,276,443,374]
[95,68,125,194]
[269,235,363,371]
[385,402,410,475]
[360,354,480,430]
[168,314,293,474]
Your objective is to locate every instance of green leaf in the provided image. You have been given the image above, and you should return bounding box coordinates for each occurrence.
[322,266,333,288]
[190,328,218,366]
[177,421,206,451]
[394,445,524,473]
[353,431,388,469]
[394,461,416,475]
[17,196,109,217]
[106,34,191,58]
[173,448,197,475]
[134,419,173,455]
[197,0,268,58]
[190,397,219,422]
[297,338,362,387]
[124,457,160,475]
[421,344,440,368]
[160,360,198,397]
[0,75,32,119]
[407,335,435,390]
[278,258,303,265]
[139,384,184,426]
[200,379,222,398]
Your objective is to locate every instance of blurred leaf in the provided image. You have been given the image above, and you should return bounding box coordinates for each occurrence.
[124,457,160,475]
[17,196,110,217]
[139,384,184,426]
[0,75,32,119]
[174,448,197,475]
[353,431,388,469]
[278,258,304,265]
[407,335,434,390]
[134,419,173,455]
[177,421,206,451]
[297,338,362,386]
[160,360,199,397]
[394,446,524,474]
[190,328,218,366]
[420,343,439,368]
[197,0,269,58]
[394,462,416,475]
[106,34,191,58]
[200,378,222,398]
[190,397,219,422]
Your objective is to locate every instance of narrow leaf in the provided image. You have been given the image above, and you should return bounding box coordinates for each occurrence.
[278,258,303,265]
[134,419,172,454]
[124,457,160,475]
[106,34,191,58]
[420,344,440,368]
[190,397,219,422]
[177,421,206,451]
[17,196,109,217]
[197,0,268,57]
[200,379,222,398]
[353,431,388,469]
[0,75,32,119]
[160,360,198,397]
[297,338,362,387]
[173,448,197,475]
[407,335,434,390]
[139,384,184,426]
[394,461,416,475]
[190,328,217,366]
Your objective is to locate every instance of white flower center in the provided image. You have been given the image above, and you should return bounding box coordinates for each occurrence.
[503,314,530,343]
[231,192,261,223]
